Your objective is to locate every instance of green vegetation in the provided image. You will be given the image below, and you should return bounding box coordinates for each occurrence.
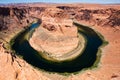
[9,20,108,76]
[71,22,108,74]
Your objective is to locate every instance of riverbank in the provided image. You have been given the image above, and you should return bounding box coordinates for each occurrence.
[0,4,120,80]
[64,21,120,80]
[9,20,104,75]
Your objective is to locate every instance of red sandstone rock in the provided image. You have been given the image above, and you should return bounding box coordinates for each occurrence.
[0,3,120,80]
[29,17,79,57]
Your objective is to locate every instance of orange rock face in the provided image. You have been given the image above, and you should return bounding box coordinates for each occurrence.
[29,17,79,57]
[29,8,80,58]
[0,3,120,80]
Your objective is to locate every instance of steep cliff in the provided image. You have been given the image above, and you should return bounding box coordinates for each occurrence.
[0,6,45,43]
[0,4,120,80]
[57,6,120,28]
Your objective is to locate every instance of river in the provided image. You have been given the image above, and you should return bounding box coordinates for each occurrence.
[10,22,105,73]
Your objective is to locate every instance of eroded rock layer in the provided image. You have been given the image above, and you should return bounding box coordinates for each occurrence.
[0,3,120,80]
[29,8,82,60]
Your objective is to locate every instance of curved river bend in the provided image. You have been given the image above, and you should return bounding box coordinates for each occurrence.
[10,22,105,73]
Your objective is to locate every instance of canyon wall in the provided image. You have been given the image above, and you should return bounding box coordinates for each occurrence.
[0,4,120,80]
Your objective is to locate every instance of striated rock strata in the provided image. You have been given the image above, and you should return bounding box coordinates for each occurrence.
[29,8,84,61]
[0,3,120,80]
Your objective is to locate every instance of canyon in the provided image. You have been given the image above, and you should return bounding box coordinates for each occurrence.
[0,3,120,80]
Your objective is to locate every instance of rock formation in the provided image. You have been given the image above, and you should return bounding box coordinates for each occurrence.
[0,42,50,80]
[0,3,120,80]
[29,8,80,60]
